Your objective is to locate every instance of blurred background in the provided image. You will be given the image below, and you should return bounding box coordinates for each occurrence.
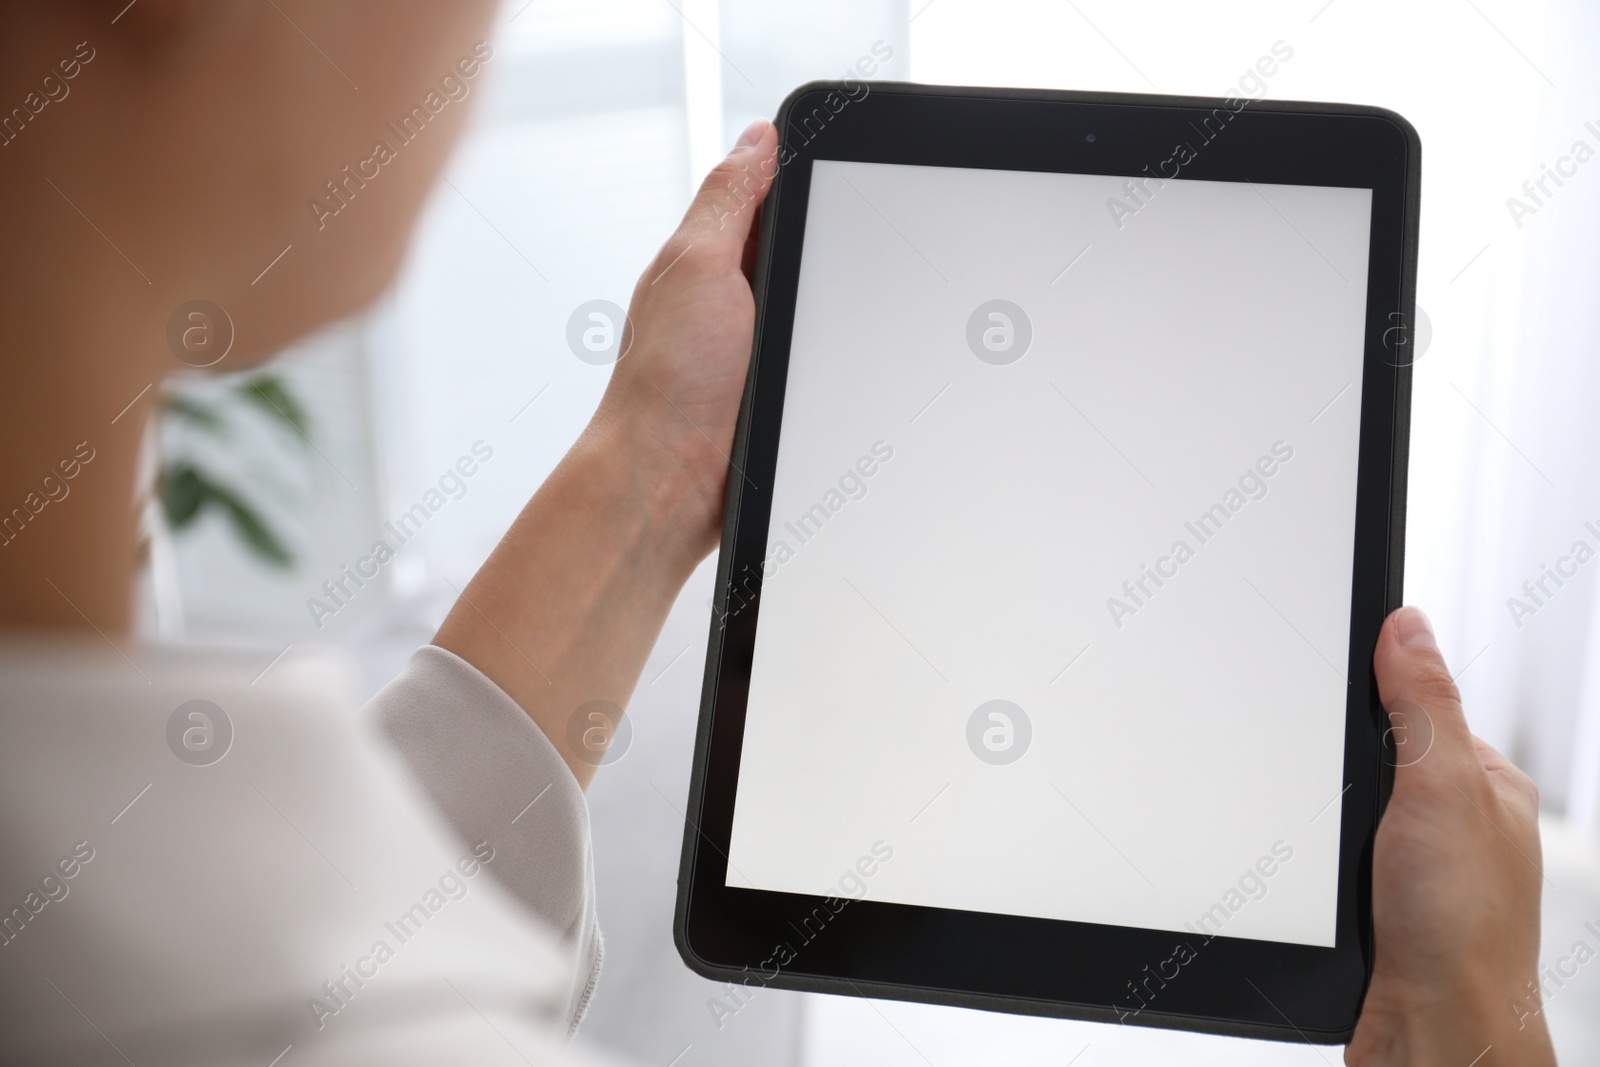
[144,0,1600,1063]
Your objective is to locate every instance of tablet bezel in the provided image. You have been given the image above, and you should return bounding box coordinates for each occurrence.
[675,81,1417,1045]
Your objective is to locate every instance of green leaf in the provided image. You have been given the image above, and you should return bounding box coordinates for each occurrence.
[208,482,294,568]
[161,395,229,436]
[239,375,311,443]
[157,462,294,568]
[158,463,207,529]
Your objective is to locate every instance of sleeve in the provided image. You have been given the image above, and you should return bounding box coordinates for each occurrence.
[364,644,603,1039]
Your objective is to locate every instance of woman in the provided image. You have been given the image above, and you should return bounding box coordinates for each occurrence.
[0,2,1558,1064]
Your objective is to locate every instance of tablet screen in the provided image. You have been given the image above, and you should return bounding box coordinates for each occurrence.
[725,159,1372,949]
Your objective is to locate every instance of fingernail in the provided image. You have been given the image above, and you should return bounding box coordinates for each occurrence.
[735,118,768,148]
[1395,606,1437,650]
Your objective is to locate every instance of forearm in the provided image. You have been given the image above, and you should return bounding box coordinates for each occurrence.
[432,414,715,788]
[433,119,777,789]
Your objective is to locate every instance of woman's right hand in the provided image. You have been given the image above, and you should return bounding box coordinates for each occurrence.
[1347,606,1557,1066]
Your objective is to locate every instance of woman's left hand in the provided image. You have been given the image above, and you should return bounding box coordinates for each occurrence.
[593,117,780,557]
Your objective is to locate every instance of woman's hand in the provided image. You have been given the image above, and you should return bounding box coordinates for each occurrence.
[1347,606,1557,1066]
[591,117,780,559]
[434,120,780,787]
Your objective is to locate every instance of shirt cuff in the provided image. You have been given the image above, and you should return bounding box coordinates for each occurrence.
[364,644,602,1035]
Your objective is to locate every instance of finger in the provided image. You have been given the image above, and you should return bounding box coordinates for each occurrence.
[1372,605,1474,765]
[671,118,779,273]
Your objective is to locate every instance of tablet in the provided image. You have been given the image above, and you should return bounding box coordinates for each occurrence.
[675,82,1417,1044]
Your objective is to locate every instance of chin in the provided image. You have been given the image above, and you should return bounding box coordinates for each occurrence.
[222,224,413,368]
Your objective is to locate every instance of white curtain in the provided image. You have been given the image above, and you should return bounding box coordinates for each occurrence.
[1449,0,1600,831]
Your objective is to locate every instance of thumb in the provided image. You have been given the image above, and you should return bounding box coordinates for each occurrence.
[1372,605,1472,772]
[675,118,779,271]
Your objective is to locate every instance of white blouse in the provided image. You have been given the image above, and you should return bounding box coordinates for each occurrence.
[0,637,606,1066]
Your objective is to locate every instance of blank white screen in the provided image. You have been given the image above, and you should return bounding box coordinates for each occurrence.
[726,159,1371,948]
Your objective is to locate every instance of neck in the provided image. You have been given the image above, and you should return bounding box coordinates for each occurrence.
[0,208,165,637]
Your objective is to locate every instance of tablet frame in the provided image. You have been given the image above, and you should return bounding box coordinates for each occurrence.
[674,81,1418,1045]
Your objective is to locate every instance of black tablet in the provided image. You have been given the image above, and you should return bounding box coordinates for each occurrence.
[675,82,1417,1045]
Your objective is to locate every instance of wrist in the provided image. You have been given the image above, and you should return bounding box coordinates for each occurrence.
[580,404,724,581]
[1354,978,1557,1067]
[432,390,722,790]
